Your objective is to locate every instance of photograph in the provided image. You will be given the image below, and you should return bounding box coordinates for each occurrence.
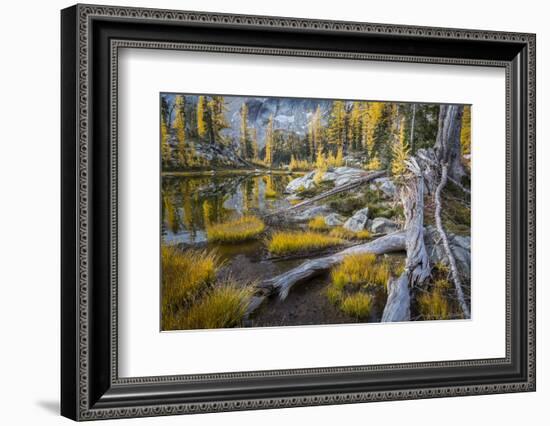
[160,93,472,331]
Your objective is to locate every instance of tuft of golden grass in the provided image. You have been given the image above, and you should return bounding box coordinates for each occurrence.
[161,246,220,307]
[355,229,372,240]
[434,261,450,276]
[161,246,222,329]
[329,227,355,239]
[329,226,371,240]
[417,288,450,320]
[206,215,265,243]
[326,285,344,305]
[267,231,344,255]
[176,282,253,330]
[340,293,373,319]
[308,216,328,231]
[331,253,390,290]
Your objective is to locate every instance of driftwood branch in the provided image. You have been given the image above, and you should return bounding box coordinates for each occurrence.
[266,170,385,217]
[434,163,471,319]
[244,231,407,317]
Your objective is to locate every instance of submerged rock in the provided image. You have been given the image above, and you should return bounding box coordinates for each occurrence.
[343,207,370,232]
[370,217,400,234]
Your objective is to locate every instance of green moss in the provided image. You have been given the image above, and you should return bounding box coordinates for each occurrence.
[297,181,334,198]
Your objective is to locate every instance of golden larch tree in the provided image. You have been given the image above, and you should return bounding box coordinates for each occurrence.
[327,100,347,150]
[362,101,384,157]
[197,95,208,139]
[173,95,186,167]
[264,114,274,166]
[460,105,471,156]
[391,118,410,176]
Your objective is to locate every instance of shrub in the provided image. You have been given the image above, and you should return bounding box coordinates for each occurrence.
[176,282,253,330]
[366,156,382,171]
[264,187,277,198]
[308,216,328,231]
[206,215,265,243]
[327,196,364,216]
[340,293,373,319]
[267,231,344,255]
[331,253,390,290]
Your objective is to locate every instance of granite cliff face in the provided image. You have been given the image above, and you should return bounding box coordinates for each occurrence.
[222,96,332,147]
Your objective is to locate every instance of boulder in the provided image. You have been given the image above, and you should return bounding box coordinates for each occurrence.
[370,217,400,234]
[333,167,366,187]
[343,207,370,232]
[292,205,332,222]
[424,226,471,279]
[324,213,345,227]
[373,177,397,198]
[285,167,367,193]
[285,171,316,193]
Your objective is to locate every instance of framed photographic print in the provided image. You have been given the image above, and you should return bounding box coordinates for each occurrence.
[61,4,536,421]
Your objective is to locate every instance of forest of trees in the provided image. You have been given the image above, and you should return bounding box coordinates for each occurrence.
[160,94,471,179]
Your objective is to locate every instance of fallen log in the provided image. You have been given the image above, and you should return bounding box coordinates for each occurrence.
[260,231,406,300]
[381,158,430,322]
[266,170,385,217]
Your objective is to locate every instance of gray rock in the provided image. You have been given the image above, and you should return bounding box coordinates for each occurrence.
[343,207,370,232]
[370,217,400,234]
[332,167,366,187]
[373,177,397,198]
[285,171,316,193]
[292,205,332,221]
[324,213,345,227]
[285,166,367,193]
[424,226,471,279]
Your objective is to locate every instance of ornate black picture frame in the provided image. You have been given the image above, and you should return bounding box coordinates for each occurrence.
[61,4,536,421]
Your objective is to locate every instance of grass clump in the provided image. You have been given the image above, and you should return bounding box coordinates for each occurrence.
[176,282,253,330]
[417,288,450,320]
[308,216,328,231]
[329,227,371,240]
[206,215,265,243]
[161,246,220,309]
[267,231,344,255]
[161,246,224,330]
[355,230,372,240]
[340,293,373,319]
[331,253,390,290]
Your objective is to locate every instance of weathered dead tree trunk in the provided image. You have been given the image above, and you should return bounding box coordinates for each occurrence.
[381,158,430,322]
[434,104,465,182]
[434,165,471,319]
[432,104,471,319]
